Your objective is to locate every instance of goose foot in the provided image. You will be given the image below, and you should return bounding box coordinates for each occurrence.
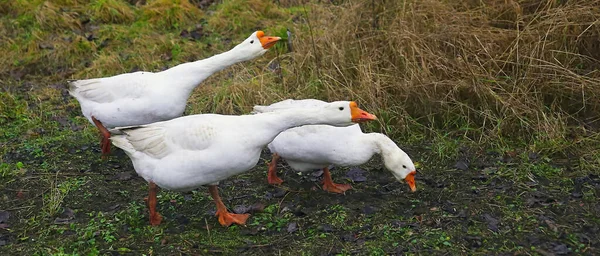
[209,185,250,226]
[147,182,162,226]
[92,116,111,159]
[267,153,283,185]
[322,167,352,194]
[216,211,250,227]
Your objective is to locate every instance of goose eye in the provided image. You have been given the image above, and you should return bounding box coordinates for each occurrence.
[402,165,407,169]
[338,107,344,111]
[250,40,254,44]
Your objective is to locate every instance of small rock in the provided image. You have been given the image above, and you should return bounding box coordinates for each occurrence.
[341,233,356,242]
[544,219,558,233]
[312,170,324,177]
[175,214,190,225]
[196,0,216,9]
[0,211,10,224]
[240,226,260,236]
[233,205,250,214]
[249,203,265,213]
[54,208,76,224]
[552,244,569,255]
[345,167,367,182]
[455,160,469,171]
[464,236,482,248]
[318,224,334,232]
[109,172,132,181]
[62,230,76,236]
[482,213,499,232]
[528,152,539,161]
[391,220,406,228]
[233,203,265,214]
[39,43,54,50]
[571,191,583,198]
[362,205,378,215]
[190,30,203,41]
[280,206,291,213]
[272,188,286,198]
[107,204,121,211]
[293,208,307,217]
[287,222,298,233]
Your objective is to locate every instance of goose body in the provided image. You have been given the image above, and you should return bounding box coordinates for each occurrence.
[69,31,281,156]
[110,101,377,226]
[254,99,417,193]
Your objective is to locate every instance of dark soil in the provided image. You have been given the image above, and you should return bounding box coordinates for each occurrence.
[1,137,598,255]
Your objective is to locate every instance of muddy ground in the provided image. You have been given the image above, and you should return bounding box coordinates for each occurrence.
[1,131,599,255]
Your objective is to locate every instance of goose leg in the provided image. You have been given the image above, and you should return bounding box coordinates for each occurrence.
[322,167,352,194]
[208,185,249,227]
[147,182,163,226]
[91,116,111,159]
[267,153,283,185]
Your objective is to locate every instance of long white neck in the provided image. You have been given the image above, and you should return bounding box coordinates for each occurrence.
[368,133,403,163]
[158,47,248,92]
[250,109,350,145]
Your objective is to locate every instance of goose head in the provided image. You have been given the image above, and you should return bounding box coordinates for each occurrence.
[384,150,417,192]
[232,31,281,61]
[319,101,378,127]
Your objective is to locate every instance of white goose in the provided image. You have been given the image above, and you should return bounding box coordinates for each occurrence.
[253,99,417,193]
[68,31,281,157]
[110,101,377,227]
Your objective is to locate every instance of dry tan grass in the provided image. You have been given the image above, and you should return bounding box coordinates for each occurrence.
[193,0,600,146]
[88,0,135,24]
[142,0,203,28]
[207,0,287,34]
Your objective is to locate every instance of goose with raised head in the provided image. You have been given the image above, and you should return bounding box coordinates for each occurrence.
[69,31,281,157]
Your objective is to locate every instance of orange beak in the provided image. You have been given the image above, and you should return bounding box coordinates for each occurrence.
[349,101,378,123]
[405,171,416,192]
[257,31,281,49]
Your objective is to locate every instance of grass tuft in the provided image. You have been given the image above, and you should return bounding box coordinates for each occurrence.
[35,1,82,30]
[207,0,286,34]
[142,0,202,29]
[88,0,135,24]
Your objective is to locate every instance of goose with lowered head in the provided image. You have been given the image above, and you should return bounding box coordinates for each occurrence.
[110,101,378,227]
[253,99,417,193]
[69,31,281,158]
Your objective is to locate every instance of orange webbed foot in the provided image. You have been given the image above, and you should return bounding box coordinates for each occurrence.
[322,182,352,194]
[267,153,283,185]
[267,173,284,185]
[150,212,163,226]
[216,212,250,227]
